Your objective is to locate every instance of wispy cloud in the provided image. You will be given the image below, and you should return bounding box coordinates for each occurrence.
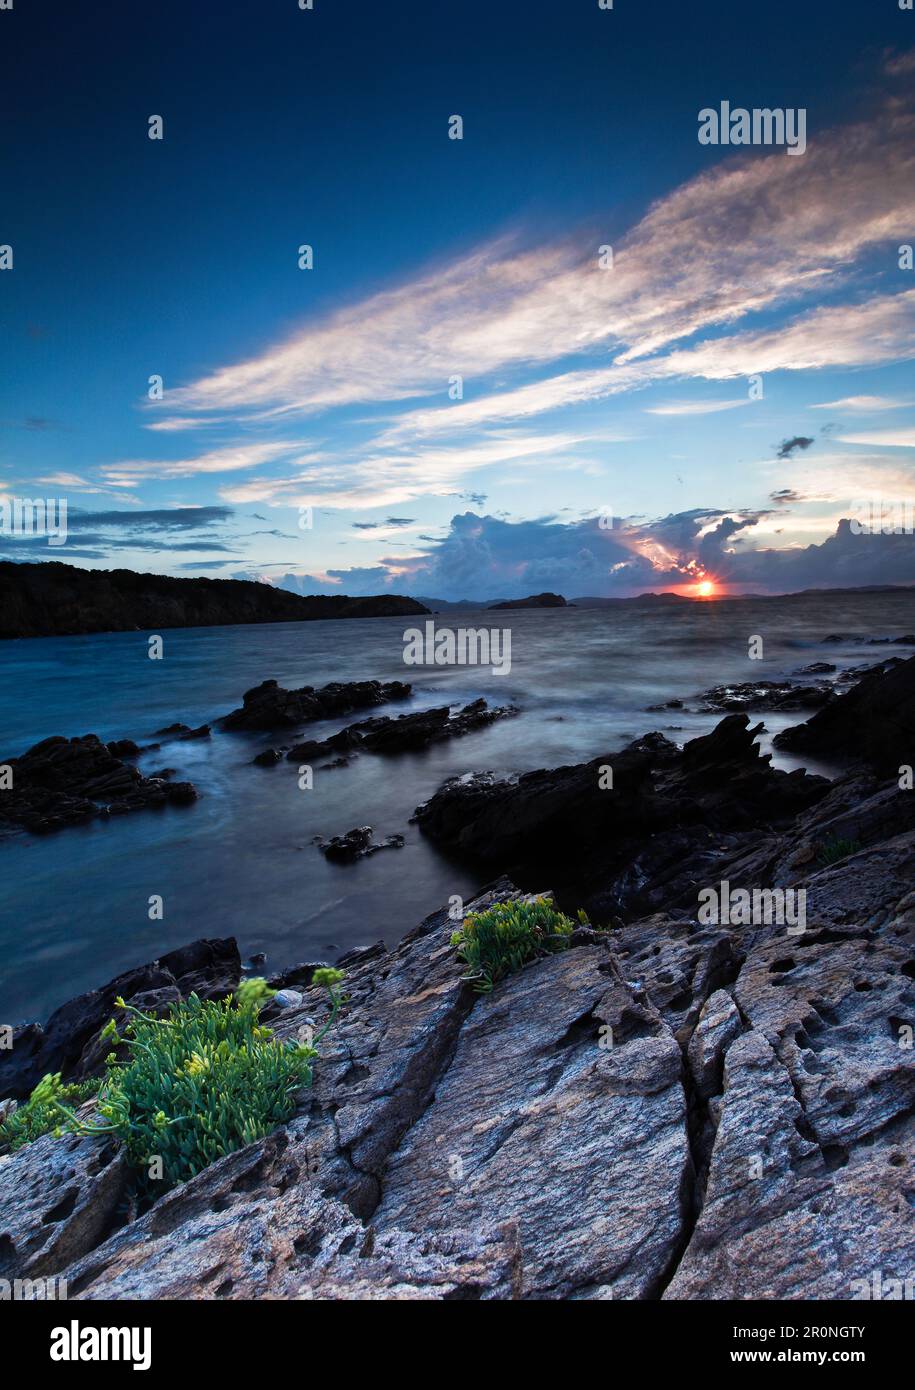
[835,426,915,448]
[101,442,306,487]
[810,395,912,412]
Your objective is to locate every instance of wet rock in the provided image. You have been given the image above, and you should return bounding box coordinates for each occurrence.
[696,680,833,713]
[106,739,140,758]
[315,827,405,862]
[222,678,411,732]
[774,652,915,770]
[284,698,518,765]
[252,748,282,766]
[414,715,829,920]
[155,723,211,741]
[795,662,836,675]
[0,733,197,834]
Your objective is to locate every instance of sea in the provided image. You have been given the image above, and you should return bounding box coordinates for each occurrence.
[1,589,913,1023]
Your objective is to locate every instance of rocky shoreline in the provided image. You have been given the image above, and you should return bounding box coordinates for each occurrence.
[1,655,913,1299]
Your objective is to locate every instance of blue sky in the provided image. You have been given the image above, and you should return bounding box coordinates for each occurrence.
[2,0,915,599]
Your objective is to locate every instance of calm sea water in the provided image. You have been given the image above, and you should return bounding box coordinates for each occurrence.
[1,590,913,1023]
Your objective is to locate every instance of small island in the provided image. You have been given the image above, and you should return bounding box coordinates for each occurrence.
[488,592,567,610]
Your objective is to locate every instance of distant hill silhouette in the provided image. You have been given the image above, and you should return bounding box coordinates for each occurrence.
[0,561,430,639]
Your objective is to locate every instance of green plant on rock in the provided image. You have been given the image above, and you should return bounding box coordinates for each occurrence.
[0,1073,99,1153]
[817,835,863,867]
[451,896,580,993]
[49,972,345,1194]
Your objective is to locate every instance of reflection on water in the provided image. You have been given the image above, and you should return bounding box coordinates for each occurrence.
[1,590,912,1021]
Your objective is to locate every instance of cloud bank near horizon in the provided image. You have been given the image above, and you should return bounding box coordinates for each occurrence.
[259,508,915,602]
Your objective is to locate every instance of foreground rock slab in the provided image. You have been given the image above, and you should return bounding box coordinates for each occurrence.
[55,1121,521,1300]
[0,1130,126,1281]
[375,945,691,1299]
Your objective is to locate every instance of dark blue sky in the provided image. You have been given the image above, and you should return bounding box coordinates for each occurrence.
[2,0,914,597]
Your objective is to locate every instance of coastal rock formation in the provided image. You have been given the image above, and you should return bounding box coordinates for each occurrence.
[696,679,833,713]
[413,714,830,919]
[0,560,430,640]
[283,697,518,764]
[315,826,405,862]
[0,733,197,835]
[774,652,915,770]
[222,677,411,731]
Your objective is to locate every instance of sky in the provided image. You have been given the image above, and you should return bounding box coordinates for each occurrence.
[2,0,915,600]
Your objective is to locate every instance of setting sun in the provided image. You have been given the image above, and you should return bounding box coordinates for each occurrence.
[697,580,716,598]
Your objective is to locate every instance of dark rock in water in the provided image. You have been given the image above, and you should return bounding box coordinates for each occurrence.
[868,634,915,645]
[836,656,905,683]
[774,652,915,771]
[316,826,405,862]
[155,722,210,741]
[697,680,833,712]
[284,698,517,765]
[646,699,684,711]
[489,592,567,610]
[0,938,241,1102]
[106,738,140,758]
[0,734,198,834]
[795,661,836,675]
[414,715,829,920]
[223,677,411,732]
[252,748,282,767]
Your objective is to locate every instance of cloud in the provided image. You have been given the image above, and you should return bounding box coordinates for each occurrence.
[101,443,302,487]
[352,516,417,530]
[0,506,238,565]
[645,399,750,416]
[268,506,915,602]
[218,432,592,509]
[835,427,915,448]
[810,395,911,412]
[776,436,815,460]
